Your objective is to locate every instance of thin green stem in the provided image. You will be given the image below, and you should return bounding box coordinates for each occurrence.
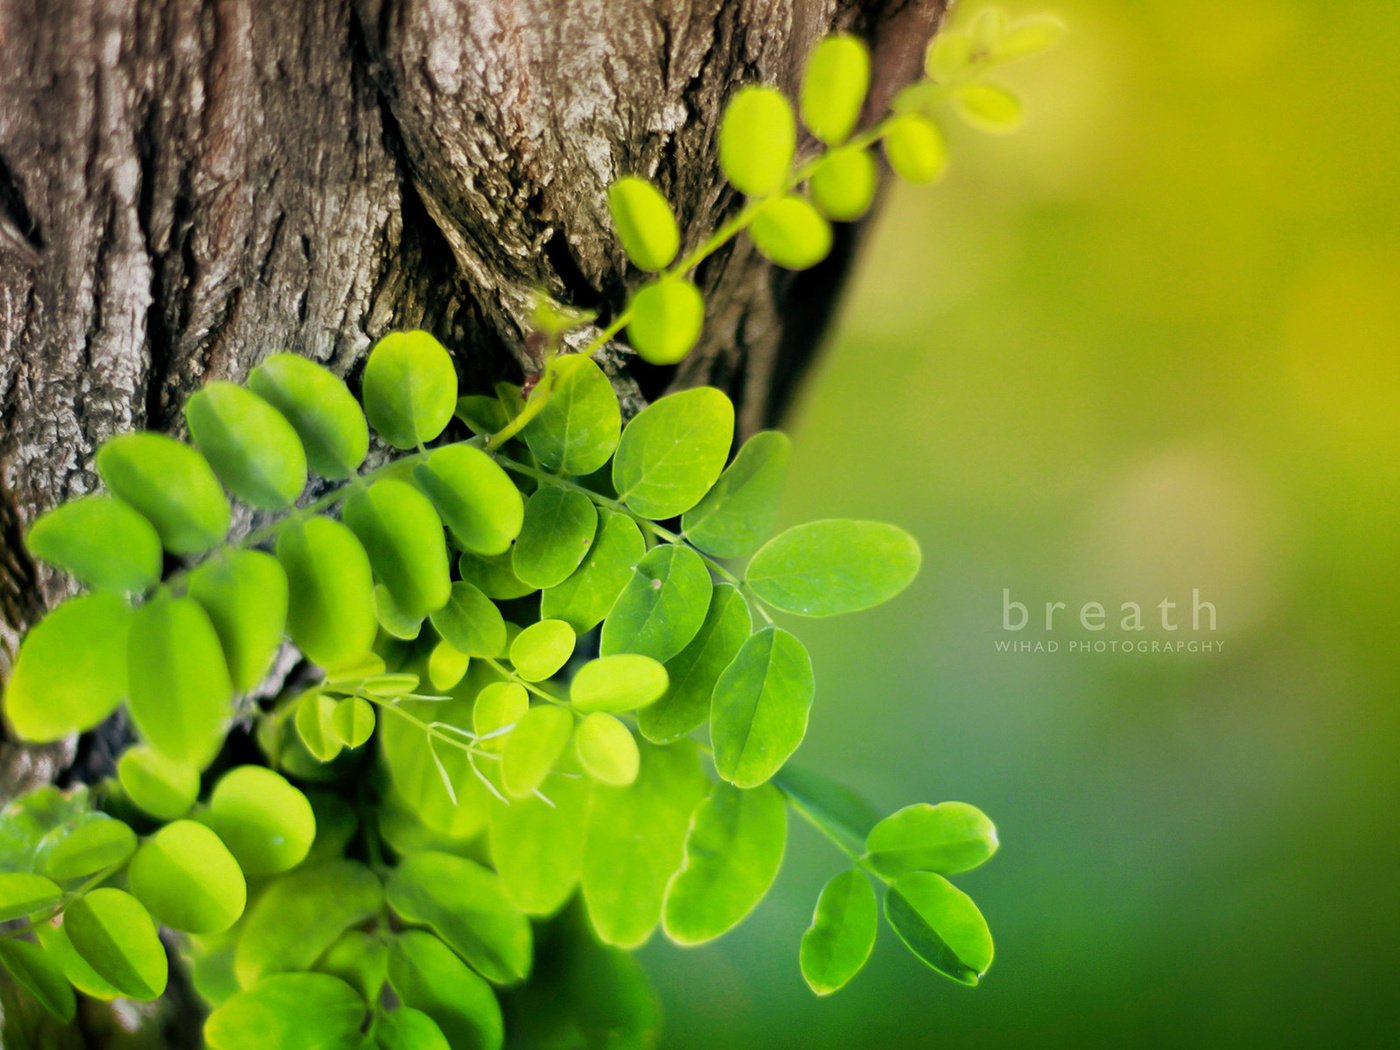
[482,657,572,709]
[780,786,887,883]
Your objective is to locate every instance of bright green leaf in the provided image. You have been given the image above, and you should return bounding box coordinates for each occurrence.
[3,593,132,742]
[639,583,751,744]
[993,16,1066,62]
[575,713,640,787]
[488,766,591,916]
[189,549,288,692]
[414,445,524,556]
[599,545,712,663]
[747,518,920,616]
[800,34,870,144]
[362,330,458,449]
[128,820,246,934]
[541,509,644,633]
[662,781,786,945]
[33,921,120,1001]
[864,802,999,877]
[474,682,528,745]
[711,627,814,788]
[333,695,376,749]
[800,869,877,995]
[25,495,162,593]
[750,195,833,270]
[375,583,423,640]
[682,429,790,558]
[513,486,597,589]
[570,654,669,714]
[39,817,136,881]
[582,742,707,948]
[522,354,622,475]
[379,697,490,840]
[884,113,948,183]
[343,478,451,621]
[117,746,199,821]
[127,592,232,768]
[952,83,1024,133]
[719,86,795,197]
[500,705,573,799]
[429,581,506,658]
[884,871,994,985]
[387,851,532,985]
[64,888,167,1001]
[428,640,471,691]
[510,619,575,682]
[96,433,230,554]
[627,277,705,366]
[186,381,307,510]
[276,515,377,670]
[248,352,369,480]
[612,386,734,519]
[387,931,503,1050]
[0,872,62,921]
[377,1008,451,1050]
[204,766,316,876]
[205,973,366,1050]
[809,146,878,221]
[295,691,343,763]
[315,928,387,1005]
[0,938,76,1022]
[607,176,680,272]
[925,30,974,81]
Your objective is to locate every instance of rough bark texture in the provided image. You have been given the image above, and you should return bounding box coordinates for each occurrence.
[0,0,942,1039]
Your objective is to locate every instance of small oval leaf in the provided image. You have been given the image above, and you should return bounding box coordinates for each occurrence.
[865,801,999,877]
[541,509,645,633]
[884,871,994,985]
[205,766,317,876]
[362,330,458,450]
[205,973,366,1050]
[189,549,288,692]
[746,519,921,617]
[800,868,877,995]
[612,387,734,520]
[429,581,507,658]
[25,495,162,593]
[719,86,795,197]
[600,544,713,663]
[710,627,814,788]
[96,433,230,554]
[500,705,574,799]
[884,113,948,184]
[608,176,680,271]
[809,146,878,221]
[681,430,790,558]
[276,516,378,670]
[510,619,576,682]
[186,381,307,509]
[750,195,833,270]
[627,277,705,366]
[570,654,669,714]
[513,486,597,589]
[344,478,452,621]
[128,820,247,934]
[575,712,640,787]
[800,34,870,144]
[413,444,524,556]
[0,872,62,921]
[64,888,168,1001]
[247,352,369,480]
[117,746,200,821]
[522,354,622,475]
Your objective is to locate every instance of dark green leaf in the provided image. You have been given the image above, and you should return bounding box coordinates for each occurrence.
[800,869,877,995]
[189,549,288,692]
[0,938,76,1022]
[711,627,814,788]
[884,871,994,985]
[25,495,162,592]
[639,583,751,744]
[186,381,307,509]
[248,352,369,480]
[746,519,921,616]
[513,486,597,589]
[205,973,366,1050]
[414,445,524,556]
[128,820,246,934]
[277,516,378,670]
[96,433,230,554]
[540,509,644,633]
[681,430,790,558]
[611,387,733,519]
[64,888,167,1001]
[599,544,712,663]
[362,330,458,450]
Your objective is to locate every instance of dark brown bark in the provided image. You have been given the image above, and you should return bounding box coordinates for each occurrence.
[0,0,942,1038]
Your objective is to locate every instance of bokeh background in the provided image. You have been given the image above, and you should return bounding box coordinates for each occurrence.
[642,0,1400,1045]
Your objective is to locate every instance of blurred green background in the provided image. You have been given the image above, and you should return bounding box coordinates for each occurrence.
[643,0,1400,1045]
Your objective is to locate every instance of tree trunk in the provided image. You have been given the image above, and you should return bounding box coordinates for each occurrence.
[0,0,942,1039]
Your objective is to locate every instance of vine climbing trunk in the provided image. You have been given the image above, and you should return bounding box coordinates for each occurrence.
[0,0,942,922]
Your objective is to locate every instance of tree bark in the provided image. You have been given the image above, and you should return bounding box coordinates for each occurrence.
[0,0,942,1038]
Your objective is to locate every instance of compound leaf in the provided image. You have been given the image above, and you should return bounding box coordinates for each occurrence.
[276,516,377,670]
[800,869,877,995]
[204,766,316,876]
[362,330,458,450]
[541,509,644,633]
[64,888,167,1001]
[248,352,369,480]
[884,871,994,986]
[25,495,162,593]
[746,519,921,617]
[682,430,790,558]
[612,387,733,519]
[599,545,712,663]
[414,445,524,556]
[96,433,230,554]
[513,486,596,589]
[128,820,246,934]
[662,781,786,945]
[864,802,999,878]
[186,381,307,510]
[711,627,814,788]
[189,549,288,692]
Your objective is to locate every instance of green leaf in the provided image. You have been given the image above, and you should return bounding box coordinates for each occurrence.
[204,766,316,876]
[429,581,507,657]
[540,509,644,633]
[386,851,532,985]
[513,486,597,589]
[570,654,669,714]
[333,695,376,748]
[3,592,132,742]
[681,430,790,558]
[387,931,503,1050]
[612,386,734,519]
[64,888,167,1001]
[582,742,707,948]
[500,705,574,800]
[375,583,423,640]
[0,872,62,921]
[455,394,509,435]
[458,548,535,600]
[315,928,387,1005]
[38,816,136,881]
[344,478,452,621]
[993,16,1066,62]
[639,583,751,744]
[746,519,921,616]
[800,869,877,995]
[488,766,591,916]
[234,860,383,986]
[522,354,622,475]
[599,544,712,662]
[626,277,705,366]
[205,973,366,1050]
[362,330,458,449]
[379,697,490,840]
[128,820,246,934]
[971,9,1007,50]
[428,640,470,691]
[884,871,994,985]
[809,146,878,221]
[864,802,999,877]
[96,433,230,554]
[710,627,814,788]
[189,549,288,692]
[607,176,680,272]
[474,682,528,743]
[276,516,378,670]
[248,352,369,480]
[924,30,973,81]
[0,938,76,1022]
[800,34,870,144]
[117,746,199,821]
[295,691,343,762]
[127,592,233,767]
[186,381,307,509]
[719,86,795,197]
[773,764,878,852]
[377,1008,451,1050]
[510,619,575,682]
[884,113,948,184]
[574,713,640,787]
[750,195,833,270]
[25,495,162,592]
[662,781,786,945]
[414,445,524,556]
[951,84,1024,133]
[33,921,120,1000]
